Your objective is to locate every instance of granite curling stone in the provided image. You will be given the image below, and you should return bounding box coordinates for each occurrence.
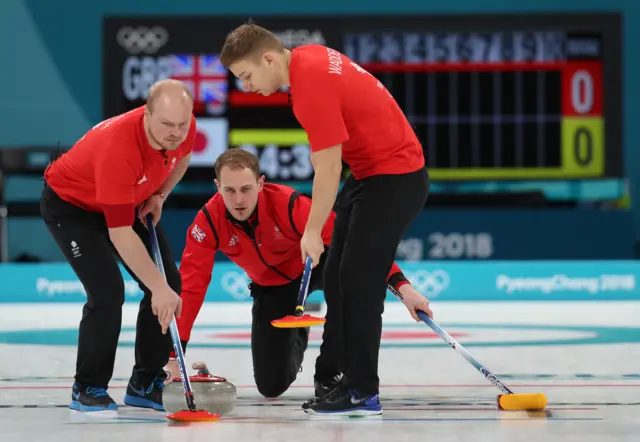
[163,362,237,416]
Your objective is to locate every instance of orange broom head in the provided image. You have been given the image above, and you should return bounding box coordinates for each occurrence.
[166,410,221,421]
[271,313,325,328]
[497,393,547,411]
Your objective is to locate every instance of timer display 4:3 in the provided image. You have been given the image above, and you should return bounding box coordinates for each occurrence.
[236,144,314,180]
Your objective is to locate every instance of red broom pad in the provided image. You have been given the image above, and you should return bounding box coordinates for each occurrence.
[166,410,221,421]
[271,313,326,328]
[271,256,325,328]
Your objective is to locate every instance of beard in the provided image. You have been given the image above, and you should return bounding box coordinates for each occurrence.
[147,126,181,151]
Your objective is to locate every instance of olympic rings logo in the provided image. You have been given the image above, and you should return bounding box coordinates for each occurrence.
[220,271,251,301]
[116,26,169,54]
[405,270,450,297]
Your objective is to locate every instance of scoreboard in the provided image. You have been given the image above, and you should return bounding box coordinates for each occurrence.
[356,41,605,179]
[103,14,622,182]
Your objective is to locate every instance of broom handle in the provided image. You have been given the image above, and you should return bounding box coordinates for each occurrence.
[294,255,313,316]
[146,214,198,412]
[387,284,514,395]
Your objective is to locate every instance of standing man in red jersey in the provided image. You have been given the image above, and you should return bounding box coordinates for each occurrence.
[39,79,195,413]
[164,148,432,400]
[220,24,430,416]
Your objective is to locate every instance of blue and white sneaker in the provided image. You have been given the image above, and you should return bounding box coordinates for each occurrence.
[303,386,383,417]
[69,382,118,412]
[123,375,165,411]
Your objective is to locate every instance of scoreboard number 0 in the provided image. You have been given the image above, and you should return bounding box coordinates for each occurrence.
[571,70,594,115]
[562,119,603,176]
[570,70,594,167]
[561,68,604,177]
[573,127,593,167]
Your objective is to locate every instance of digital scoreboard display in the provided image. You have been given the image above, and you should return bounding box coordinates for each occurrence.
[103,14,622,182]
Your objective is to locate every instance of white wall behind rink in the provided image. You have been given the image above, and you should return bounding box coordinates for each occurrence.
[0,302,639,332]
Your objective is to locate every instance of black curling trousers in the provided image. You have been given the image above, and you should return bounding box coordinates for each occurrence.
[323,167,429,395]
[39,183,180,389]
[249,251,336,397]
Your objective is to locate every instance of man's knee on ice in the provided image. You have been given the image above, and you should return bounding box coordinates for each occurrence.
[255,378,292,398]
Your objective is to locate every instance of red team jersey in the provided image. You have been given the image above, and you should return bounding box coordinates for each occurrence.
[44,106,196,227]
[176,183,409,343]
[288,45,425,179]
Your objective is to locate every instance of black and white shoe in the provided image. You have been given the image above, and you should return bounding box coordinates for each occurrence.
[302,373,343,410]
[315,373,343,399]
[303,385,383,417]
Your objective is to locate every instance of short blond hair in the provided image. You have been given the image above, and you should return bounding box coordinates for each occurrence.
[146,79,193,113]
[214,148,261,180]
[220,23,285,68]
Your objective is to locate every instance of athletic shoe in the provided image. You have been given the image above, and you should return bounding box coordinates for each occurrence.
[303,385,383,417]
[301,373,343,410]
[315,373,343,399]
[69,382,118,412]
[123,374,165,411]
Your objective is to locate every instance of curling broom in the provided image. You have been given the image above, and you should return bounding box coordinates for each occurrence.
[146,214,220,422]
[387,284,547,411]
[271,255,325,328]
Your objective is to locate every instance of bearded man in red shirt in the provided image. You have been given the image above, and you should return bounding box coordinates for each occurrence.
[40,80,194,413]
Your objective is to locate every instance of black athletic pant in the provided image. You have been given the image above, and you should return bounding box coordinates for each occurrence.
[323,167,430,395]
[249,251,339,397]
[39,184,180,389]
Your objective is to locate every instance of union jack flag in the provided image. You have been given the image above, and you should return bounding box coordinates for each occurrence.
[168,54,228,115]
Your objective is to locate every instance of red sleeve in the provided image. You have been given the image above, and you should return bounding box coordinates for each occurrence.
[292,68,349,152]
[290,193,334,245]
[175,208,219,345]
[387,262,410,291]
[102,204,135,228]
